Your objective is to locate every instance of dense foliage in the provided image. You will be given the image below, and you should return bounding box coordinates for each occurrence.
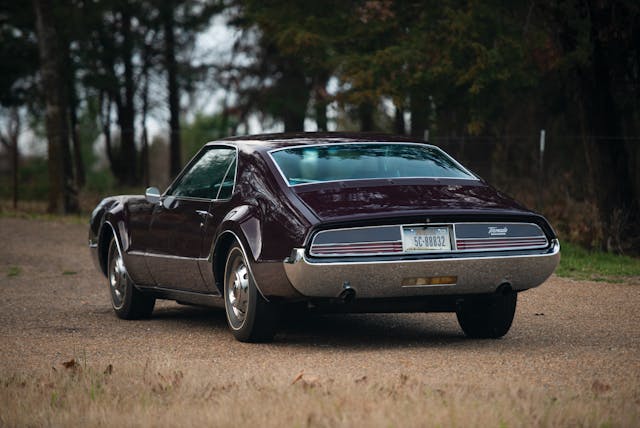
[0,0,639,251]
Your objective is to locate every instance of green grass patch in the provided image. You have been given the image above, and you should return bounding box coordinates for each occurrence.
[557,242,640,282]
[62,270,77,276]
[7,266,21,277]
[0,208,87,225]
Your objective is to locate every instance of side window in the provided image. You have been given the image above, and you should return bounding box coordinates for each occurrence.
[217,158,236,200]
[168,147,235,199]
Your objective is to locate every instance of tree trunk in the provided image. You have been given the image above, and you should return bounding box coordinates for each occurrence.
[280,67,309,132]
[98,90,117,177]
[33,0,78,214]
[117,6,138,186]
[580,3,639,252]
[140,48,151,188]
[410,90,429,139]
[69,82,85,189]
[313,73,329,131]
[163,0,182,177]
[12,133,18,209]
[358,101,374,132]
[61,18,84,189]
[314,97,328,132]
[394,103,405,135]
[0,108,20,209]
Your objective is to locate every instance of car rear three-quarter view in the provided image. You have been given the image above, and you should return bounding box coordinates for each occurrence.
[89,133,560,342]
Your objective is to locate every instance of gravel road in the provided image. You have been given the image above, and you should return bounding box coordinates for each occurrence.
[1,216,638,426]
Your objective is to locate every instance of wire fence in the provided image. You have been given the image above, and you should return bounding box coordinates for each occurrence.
[1,131,639,247]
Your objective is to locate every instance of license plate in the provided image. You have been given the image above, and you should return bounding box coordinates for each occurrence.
[402,226,451,252]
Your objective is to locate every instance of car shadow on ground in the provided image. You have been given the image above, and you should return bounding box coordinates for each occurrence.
[276,313,467,348]
[150,304,227,329]
[149,304,469,349]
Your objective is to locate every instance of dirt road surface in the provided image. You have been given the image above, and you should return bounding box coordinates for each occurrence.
[1,217,638,427]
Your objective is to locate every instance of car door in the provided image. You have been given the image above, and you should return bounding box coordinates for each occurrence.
[146,145,237,292]
[123,197,156,286]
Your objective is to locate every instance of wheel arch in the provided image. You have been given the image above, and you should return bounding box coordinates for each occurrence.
[97,221,122,276]
[211,229,269,301]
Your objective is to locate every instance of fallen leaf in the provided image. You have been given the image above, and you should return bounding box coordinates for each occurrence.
[355,375,368,384]
[62,359,77,369]
[291,370,304,385]
[592,380,611,394]
[291,370,320,389]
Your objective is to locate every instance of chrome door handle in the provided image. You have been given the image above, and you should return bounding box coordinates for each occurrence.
[195,210,212,219]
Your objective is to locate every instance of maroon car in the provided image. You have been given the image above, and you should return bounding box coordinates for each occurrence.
[89,132,560,342]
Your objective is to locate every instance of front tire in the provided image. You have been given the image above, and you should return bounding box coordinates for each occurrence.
[456,289,517,338]
[107,238,155,319]
[224,243,278,342]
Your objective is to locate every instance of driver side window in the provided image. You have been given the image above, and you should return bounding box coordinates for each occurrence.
[167,146,236,199]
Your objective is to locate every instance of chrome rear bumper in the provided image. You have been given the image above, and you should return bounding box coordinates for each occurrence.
[283,240,560,298]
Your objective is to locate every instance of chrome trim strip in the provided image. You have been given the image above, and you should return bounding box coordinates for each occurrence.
[455,245,548,252]
[215,155,237,200]
[166,196,216,203]
[311,246,403,256]
[455,236,546,241]
[283,240,560,298]
[103,221,123,257]
[309,222,548,257]
[266,141,479,187]
[304,239,559,266]
[102,221,135,284]
[312,250,403,256]
[130,250,209,261]
[279,176,478,187]
[137,286,223,305]
[312,241,404,247]
[401,283,456,288]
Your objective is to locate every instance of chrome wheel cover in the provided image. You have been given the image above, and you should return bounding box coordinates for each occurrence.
[108,245,127,309]
[228,261,249,322]
[225,248,250,327]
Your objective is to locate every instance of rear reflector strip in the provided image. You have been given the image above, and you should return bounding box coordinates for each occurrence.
[309,223,549,257]
[456,237,547,250]
[311,241,403,255]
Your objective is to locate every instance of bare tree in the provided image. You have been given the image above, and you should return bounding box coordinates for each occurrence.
[162,0,182,177]
[0,108,21,209]
[32,0,78,213]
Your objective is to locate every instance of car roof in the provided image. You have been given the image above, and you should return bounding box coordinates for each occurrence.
[206,132,426,152]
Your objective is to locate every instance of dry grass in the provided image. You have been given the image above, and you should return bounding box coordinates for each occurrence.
[2,217,639,427]
[1,359,637,427]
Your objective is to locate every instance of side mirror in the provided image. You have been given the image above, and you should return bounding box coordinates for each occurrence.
[145,187,161,204]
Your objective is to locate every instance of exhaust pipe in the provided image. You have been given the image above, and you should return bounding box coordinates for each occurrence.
[338,281,356,303]
[496,282,514,296]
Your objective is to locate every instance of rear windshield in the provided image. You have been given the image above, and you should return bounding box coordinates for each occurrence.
[270,143,475,186]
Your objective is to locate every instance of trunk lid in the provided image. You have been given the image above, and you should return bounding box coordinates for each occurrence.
[293,179,530,221]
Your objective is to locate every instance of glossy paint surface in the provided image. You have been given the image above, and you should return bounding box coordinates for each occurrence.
[292,179,528,221]
[89,132,557,300]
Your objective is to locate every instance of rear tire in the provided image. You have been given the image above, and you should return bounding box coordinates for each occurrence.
[456,289,517,338]
[107,238,155,319]
[224,243,278,342]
